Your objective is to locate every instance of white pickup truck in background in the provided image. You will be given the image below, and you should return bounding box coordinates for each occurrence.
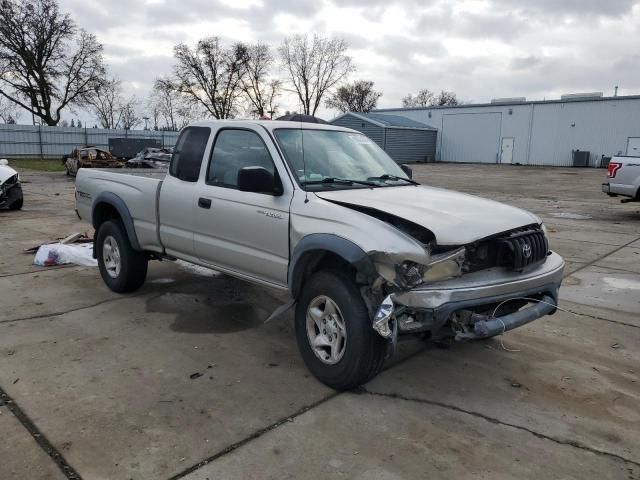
[603,155,640,202]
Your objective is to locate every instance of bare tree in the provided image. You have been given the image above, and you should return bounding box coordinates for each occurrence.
[0,0,105,126]
[0,95,20,123]
[325,80,382,113]
[403,89,460,108]
[119,97,140,130]
[279,34,354,116]
[402,89,435,108]
[241,44,281,118]
[149,77,194,130]
[89,77,124,129]
[146,96,161,130]
[434,90,459,106]
[170,37,248,119]
[264,79,281,119]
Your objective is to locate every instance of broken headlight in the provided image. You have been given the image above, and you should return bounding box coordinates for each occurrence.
[396,261,425,288]
[395,248,466,289]
[424,247,466,283]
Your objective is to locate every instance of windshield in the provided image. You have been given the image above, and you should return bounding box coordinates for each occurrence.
[274,129,409,190]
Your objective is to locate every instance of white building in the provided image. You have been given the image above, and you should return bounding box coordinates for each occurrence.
[374,93,640,167]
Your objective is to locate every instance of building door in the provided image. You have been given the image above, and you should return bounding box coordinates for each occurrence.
[501,137,514,164]
[626,137,640,156]
[441,113,501,163]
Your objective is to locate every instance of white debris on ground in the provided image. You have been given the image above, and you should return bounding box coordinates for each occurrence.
[549,212,593,220]
[33,243,97,267]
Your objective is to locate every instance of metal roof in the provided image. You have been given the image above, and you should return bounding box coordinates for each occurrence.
[374,94,640,113]
[331,112,437,130]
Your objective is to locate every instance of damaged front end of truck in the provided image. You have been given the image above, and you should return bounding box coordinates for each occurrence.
[289,197,565,356]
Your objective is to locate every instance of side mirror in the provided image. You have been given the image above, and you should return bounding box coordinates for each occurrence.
[400,164,413,179]
[237,166,280,195]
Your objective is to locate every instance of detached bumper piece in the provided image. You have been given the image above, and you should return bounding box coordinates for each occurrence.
[454,295,557,341]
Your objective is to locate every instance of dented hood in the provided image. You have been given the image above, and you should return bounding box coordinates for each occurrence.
[315,185,540,245]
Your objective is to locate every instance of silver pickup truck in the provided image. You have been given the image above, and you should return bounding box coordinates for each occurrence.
[76,121,565,390]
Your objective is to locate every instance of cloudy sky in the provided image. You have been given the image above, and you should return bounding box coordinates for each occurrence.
[58,0,640,122]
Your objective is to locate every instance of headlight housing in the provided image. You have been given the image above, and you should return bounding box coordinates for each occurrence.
[394,247,466,289]
[541,223,548,239]
[395,261,425,288]
[423,247,466,283]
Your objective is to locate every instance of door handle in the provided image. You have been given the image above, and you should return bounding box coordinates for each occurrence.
[198,197,212,209]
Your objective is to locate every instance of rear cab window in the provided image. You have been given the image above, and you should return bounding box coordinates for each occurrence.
[170,127,211,182]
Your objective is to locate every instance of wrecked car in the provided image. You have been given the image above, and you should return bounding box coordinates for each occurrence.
[74,121,565,390]
[63,147,124,177]
[126,147,173,169]
[0,159,23,210]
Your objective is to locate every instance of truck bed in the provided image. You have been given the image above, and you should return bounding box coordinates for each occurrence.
[75,168,165,252]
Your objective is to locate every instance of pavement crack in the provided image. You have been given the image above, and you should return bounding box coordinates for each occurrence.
[561,307,640,330]
[0,297,135,324]
[0,280,194,324]
[0,265,75,279]
[361,389,640,468]
[0,385,82,479]
[167,392,340,480]
[563,236,640,279]
[167,345,429,480]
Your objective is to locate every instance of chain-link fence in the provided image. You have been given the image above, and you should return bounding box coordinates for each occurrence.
[0,124,180,159]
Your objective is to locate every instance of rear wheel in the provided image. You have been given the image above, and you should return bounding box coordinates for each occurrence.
[295,270,386,390]
[96,220,147,293]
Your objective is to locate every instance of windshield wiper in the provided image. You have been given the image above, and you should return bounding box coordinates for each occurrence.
[367,174,420,185]
[301,177,378,187]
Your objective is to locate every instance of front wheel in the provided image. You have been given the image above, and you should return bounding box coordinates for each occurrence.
[8,196,23,210]
[295,270,386,390]
[96,220,147,293]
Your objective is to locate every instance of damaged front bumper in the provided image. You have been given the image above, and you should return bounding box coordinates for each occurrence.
[374,252,565,341]
[0,182,22,209]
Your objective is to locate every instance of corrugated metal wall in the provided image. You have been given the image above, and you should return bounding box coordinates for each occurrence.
[376,97,640,166]
[384,128,437,163]
[440,113,502,163]
[331,114,437,163]
[0,125,180,159]
[330,114,385,148]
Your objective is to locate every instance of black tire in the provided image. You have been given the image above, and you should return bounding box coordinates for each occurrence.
[295,270,386,390]
[96,220,147,293]
[8,196,22,210]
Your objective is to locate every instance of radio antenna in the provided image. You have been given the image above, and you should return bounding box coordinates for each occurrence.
[301,123,308,203]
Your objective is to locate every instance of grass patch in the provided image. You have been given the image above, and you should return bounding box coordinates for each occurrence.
[6,158,65,172]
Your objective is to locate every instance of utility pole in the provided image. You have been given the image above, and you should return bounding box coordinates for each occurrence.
[614,86,619,97]
[143,117,150,130]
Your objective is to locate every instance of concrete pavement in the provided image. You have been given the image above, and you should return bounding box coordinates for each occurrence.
[0,165,638,479]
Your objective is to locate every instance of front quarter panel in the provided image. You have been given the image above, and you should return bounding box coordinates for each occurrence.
[290,192,431,287]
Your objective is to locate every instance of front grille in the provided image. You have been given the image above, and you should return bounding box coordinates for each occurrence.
[464,225,549,273]
[496,227,549,271]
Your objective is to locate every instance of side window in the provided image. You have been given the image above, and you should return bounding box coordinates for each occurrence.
[169,127,211,182]
[207,129,276,189]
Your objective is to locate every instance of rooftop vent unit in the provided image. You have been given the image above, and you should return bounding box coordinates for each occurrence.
[490,97,526,104]
[560,92,603,101]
